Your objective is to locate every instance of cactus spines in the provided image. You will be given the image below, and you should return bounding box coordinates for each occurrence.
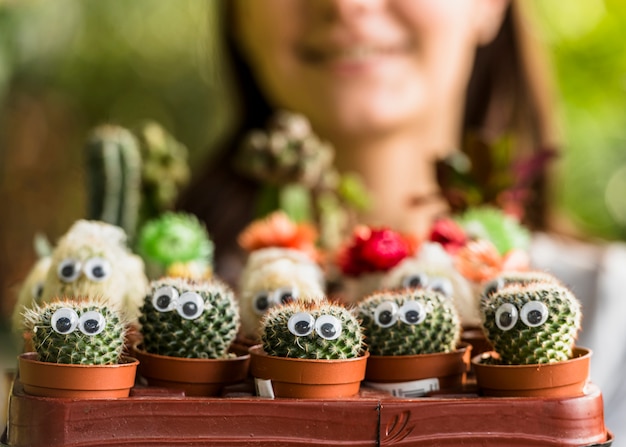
[86,125,142,240]
[481,270,561,299]
[39,220,148,322]
[261,300,364,360]
[357,290,461,356]
[22,297,127,365]
[480,281,581,365]
[238,247,325,340]
[139,277,240,359]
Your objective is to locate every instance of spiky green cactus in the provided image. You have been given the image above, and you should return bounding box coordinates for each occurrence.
[481,270,561,299]
[261,300,364,360]
[480,282,581,364]
[22,298,126,365]
[357,290,460,356]
[86,125,142,240]
[139,277,239,359]
[136,212,214,279]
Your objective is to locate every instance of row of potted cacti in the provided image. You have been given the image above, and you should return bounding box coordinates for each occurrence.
[17,265,589,400]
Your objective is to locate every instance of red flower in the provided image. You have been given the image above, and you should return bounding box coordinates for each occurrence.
[337,226,413,277]
[428,218,467,254]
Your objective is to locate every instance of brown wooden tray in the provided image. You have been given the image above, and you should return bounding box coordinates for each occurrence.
[3,377,613,447]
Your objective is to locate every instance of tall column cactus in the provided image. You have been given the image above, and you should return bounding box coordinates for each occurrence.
[86,125,142,240]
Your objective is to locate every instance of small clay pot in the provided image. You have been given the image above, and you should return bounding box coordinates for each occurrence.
[132,344,250,397]
[472,346,592,397]
[18,352,138,398]
[249,344,369,398]
[364,343,472,397]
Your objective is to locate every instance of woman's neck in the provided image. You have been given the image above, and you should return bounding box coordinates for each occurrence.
[332,127,453,238]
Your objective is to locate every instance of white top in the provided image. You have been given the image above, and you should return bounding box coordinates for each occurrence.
[530,233,626,441]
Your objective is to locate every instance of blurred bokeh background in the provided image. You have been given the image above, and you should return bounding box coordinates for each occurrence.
[0,0,625,351]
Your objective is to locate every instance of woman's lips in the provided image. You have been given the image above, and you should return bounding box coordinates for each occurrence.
[298,43,411,65]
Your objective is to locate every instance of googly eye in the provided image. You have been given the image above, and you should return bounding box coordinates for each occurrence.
[152,285,179,312]
[176,291,205,320]
[483,278,505,298]
[315,314,342,340]
[398,301,426,325]
[428,277,453,298]
[57,259,81,283]
[275,286,299,305]
[402,273,428,289]
[51,307,79,334]
[287,312,315,337]
[31,282,44,301]
[374,301,399,328]
[78,310,106,336]
[83,257,112,282]
[520,301,549,328]
[495,303,519,331]
[253,291,271,315]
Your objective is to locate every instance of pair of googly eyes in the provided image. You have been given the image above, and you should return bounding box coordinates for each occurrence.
[57,257,112,283]
[151,286,205,320]
[401,274,453,297]
[287,312,342,340]
[253,287,298,315]
[494,301,549,331]
[373,301,426,328]
[50,308,107,336]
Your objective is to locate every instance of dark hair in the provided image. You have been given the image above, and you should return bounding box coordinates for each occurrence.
[178,2,555,276]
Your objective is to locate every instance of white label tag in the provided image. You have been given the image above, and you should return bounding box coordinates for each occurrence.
[364,377,440,398]
[254,378,275,399]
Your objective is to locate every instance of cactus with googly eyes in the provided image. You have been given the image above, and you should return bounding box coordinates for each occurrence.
[261,300,364,360]
[357,289,460,356]
[138,277,240,359]
[480,282,581,364]
[22,298,126,365]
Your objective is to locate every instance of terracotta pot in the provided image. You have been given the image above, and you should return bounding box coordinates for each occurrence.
[249,344,369,398]
[18,352,138,398]
[364,343,472,397]
[132,344,250,397]
[460,326,493,357]
[472,346,592,397]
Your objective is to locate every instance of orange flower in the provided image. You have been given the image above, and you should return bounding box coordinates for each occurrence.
[238,211,318,260]
[454,239,503,283]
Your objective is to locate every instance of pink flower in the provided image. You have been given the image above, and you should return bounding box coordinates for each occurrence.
[428,218,467,254]
[337,226,413,277]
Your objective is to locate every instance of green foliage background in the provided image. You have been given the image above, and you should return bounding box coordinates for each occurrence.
[530,0,626,239]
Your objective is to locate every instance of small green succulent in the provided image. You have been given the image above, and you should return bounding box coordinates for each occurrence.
[136,212,214,278]
[139,277,239,359]
[357,289,460,356]
[261,300,364,360]
[480,281,581,364]
[23,298,127,365]
[455,206,530,255]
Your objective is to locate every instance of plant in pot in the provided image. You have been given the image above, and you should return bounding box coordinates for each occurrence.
[19,297,138,398]
[249,300,368,398]
[236,211,326,345]
[472,274,587,397]
[357,288,470,397]
[133,276,250,396]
